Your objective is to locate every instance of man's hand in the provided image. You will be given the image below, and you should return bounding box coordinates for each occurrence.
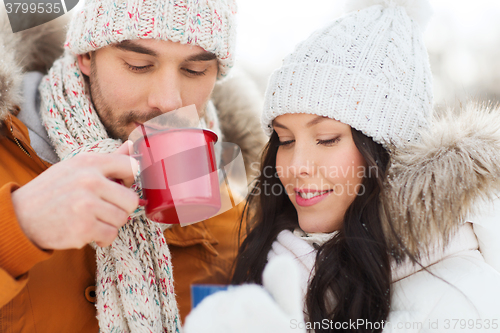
[11,142,140,250]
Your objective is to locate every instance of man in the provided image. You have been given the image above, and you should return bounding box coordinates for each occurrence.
[0,0,265,331]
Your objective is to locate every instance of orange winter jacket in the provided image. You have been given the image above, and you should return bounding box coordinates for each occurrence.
[0,114,245,331]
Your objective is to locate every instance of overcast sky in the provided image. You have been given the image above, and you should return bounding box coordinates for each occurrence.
[68,0,500,104]
[235,0,500,103]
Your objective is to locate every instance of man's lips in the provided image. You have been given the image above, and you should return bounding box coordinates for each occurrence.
[135,122,163,130]
[134,122,167,135]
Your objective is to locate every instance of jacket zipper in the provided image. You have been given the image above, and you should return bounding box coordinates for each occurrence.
[10,124,32,159]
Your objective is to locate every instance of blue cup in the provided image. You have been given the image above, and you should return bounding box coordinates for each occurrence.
[191,284,229,309]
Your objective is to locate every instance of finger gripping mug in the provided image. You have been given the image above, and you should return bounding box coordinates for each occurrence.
[134,127,221,224]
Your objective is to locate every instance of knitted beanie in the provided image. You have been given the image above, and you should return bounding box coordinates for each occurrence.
[65,0,237,78]
[261,0,434,147]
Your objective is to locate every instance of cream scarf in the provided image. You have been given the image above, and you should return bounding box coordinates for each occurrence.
[37,52,221,333]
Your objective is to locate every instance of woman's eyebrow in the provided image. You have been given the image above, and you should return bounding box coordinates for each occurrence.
[306,116,328,127]
[273,121,288,129]
[273,116,328,129]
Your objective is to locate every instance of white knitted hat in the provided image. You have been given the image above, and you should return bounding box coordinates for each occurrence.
[65,0,237,77]
[262,0,434,147]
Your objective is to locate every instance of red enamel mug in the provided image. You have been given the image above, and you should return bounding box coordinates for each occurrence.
[133,127,221,224]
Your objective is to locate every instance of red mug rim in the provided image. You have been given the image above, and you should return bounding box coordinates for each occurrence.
[133,127,219,149]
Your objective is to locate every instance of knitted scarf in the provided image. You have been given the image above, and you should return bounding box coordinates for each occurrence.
[38,52,221,332]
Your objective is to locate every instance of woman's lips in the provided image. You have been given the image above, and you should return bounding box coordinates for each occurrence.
[294,189,333,207]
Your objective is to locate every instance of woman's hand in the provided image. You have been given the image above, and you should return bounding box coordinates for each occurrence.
[184,256,305,333]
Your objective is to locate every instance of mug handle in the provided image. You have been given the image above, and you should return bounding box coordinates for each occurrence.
[130,153,142,160]
[113,178,148,206]
[128,153,148,206]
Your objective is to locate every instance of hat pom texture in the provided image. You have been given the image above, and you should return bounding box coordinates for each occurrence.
[345,0,433,29]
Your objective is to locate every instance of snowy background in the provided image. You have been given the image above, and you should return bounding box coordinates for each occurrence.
[234,0,500,108]
[17,0,500,108]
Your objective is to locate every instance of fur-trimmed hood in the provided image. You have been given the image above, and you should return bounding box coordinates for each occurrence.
[382,102,500,259]
[0,8,69,122]
[0,11,266,179]
[0,42,21,121]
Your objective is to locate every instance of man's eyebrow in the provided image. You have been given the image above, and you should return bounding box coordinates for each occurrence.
[113,41,216,62]
[185,52,217,62]
[114,40,158,57]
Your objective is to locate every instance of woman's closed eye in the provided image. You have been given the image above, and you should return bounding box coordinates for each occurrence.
[317,137,340,146]
[278,139,295,147]
[278,137,340,147]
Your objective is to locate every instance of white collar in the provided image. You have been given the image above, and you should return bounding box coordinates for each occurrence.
[292,228,338,249]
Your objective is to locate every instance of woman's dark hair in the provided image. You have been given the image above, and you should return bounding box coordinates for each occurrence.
[232,127,391,332]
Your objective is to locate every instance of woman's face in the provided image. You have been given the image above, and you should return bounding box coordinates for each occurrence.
[273,114,366,233]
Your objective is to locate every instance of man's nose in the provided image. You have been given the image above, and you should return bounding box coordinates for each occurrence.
[147,70,183,113]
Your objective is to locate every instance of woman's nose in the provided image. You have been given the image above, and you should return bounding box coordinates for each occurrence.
[288,144,316,178]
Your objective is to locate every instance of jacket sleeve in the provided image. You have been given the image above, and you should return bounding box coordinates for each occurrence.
[468,196,500,273]
[0,182,52,308]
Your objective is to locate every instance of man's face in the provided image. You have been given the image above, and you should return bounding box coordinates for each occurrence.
[78,39,219,141]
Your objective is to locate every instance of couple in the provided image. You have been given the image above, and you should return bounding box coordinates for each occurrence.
[1,0,500,332]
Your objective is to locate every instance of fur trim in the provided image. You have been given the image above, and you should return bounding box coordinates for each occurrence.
[0,9,68,125]
[0,9,21,124]
[0,38,22,124]
[1,9,68,73]
[381,101,500,259]
[212,68,268,180]
[345,0,433,30]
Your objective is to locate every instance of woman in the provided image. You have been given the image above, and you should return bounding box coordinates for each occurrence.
[184,0,500,331]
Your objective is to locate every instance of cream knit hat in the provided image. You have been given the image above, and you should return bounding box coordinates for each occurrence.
[65,0,237,77]
[262,0,434,147]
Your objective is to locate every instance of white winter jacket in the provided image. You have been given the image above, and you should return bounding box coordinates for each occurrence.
[184,102,500,333]
[269,223,500,332]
